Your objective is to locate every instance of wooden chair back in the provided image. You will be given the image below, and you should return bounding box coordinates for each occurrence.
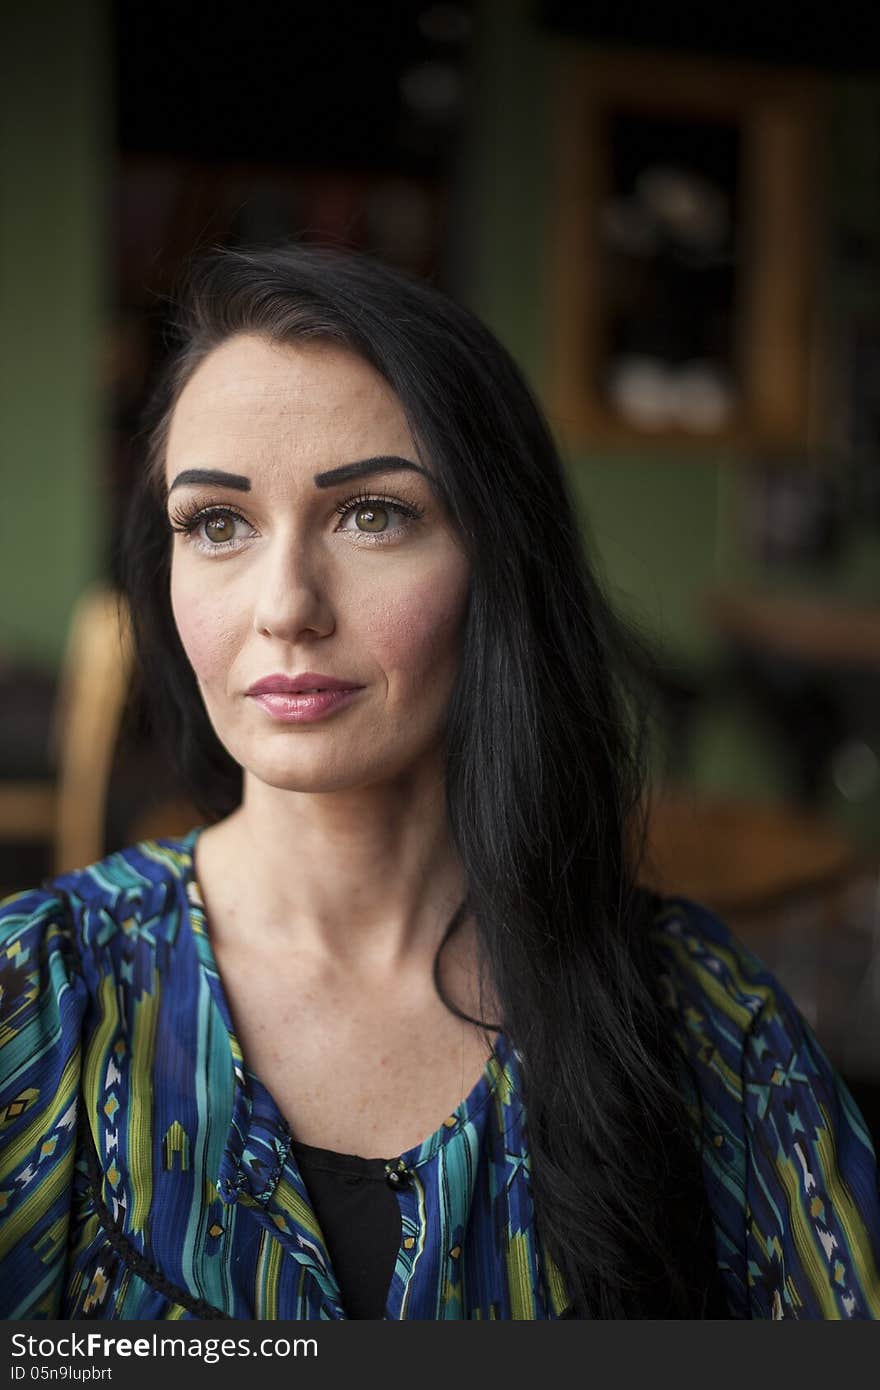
[51,586,134,874]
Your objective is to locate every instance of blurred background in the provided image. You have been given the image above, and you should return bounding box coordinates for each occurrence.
[3,0,880,1132]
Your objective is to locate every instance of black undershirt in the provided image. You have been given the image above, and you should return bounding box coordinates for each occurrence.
[290,1139,402,1320]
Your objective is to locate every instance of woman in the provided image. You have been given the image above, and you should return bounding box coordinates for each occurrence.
[0,245,878,1320]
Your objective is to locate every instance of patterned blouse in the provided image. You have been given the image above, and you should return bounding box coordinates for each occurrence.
[0,831,878,1320]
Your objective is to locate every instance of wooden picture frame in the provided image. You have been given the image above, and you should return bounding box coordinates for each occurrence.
[548,49,826,450]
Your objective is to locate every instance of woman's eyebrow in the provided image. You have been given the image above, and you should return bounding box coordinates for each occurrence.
[167,459,430,493]
[168,468,251,493]
[313,456,431,488]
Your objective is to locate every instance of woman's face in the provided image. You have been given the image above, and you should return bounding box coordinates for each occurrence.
[165,333,471,796]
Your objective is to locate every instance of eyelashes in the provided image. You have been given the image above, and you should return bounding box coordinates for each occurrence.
[167,488,425,554]
[333,486,424,534]
[168,502,254,551]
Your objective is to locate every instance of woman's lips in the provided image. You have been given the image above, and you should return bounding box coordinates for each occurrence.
[247,687,364,723]
[246,672,361,695]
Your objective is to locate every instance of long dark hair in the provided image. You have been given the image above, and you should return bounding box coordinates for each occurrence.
[121,243,724,1318]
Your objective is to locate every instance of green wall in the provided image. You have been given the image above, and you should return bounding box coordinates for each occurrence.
[0,0,108,668]
[464,2,742,659]
[463,1,880,826]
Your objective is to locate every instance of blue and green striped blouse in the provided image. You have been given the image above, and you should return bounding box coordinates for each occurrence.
[0,831,878,1318]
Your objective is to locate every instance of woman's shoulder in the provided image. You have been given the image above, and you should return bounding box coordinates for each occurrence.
[0,835,202,1320]
[0,831,203,1085]
[0,831,202,948]
[648,893,880,1318]
[646,893,781,1152]
[647,893,777,1041]
[646,891,848,1125]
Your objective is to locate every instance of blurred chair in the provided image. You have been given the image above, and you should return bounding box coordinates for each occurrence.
[641,788,861,915]
[0,586,133,877]
[704,587,880,806]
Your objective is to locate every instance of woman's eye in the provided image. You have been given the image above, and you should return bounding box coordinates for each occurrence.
[336,499,415,537]
[170,506,254,551]
[347,504,391,534]
[203,513,238,544]
[193,510,253,547]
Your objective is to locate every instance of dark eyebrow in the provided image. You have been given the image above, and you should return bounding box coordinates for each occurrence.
[313,456,431,488]
[168,468,251,493]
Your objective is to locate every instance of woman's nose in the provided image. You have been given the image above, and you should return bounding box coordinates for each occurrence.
[251,538,335,642]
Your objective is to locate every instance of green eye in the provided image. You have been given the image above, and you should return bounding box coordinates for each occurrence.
[354,505,389,533]
[204,514,237,543]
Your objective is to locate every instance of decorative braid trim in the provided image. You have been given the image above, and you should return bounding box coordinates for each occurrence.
[81,1106,230,1320]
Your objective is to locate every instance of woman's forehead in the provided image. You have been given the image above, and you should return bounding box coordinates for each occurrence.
[165,333,417,475]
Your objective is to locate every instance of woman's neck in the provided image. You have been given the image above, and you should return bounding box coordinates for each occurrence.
[193,760,469,976]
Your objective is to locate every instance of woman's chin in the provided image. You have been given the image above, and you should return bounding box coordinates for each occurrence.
[239,758,389,797]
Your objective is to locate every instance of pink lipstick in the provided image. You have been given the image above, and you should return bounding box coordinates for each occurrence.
[245,671,365,724]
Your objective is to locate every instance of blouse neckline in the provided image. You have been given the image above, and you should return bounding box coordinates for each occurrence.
[176,825,512,1176]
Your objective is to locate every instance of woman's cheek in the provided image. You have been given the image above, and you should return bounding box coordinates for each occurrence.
[369,573,468,685]
[170,571,241,690]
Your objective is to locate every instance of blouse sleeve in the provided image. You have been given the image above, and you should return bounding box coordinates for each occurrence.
[742,982,880,1318]
[0,887,87,1317]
